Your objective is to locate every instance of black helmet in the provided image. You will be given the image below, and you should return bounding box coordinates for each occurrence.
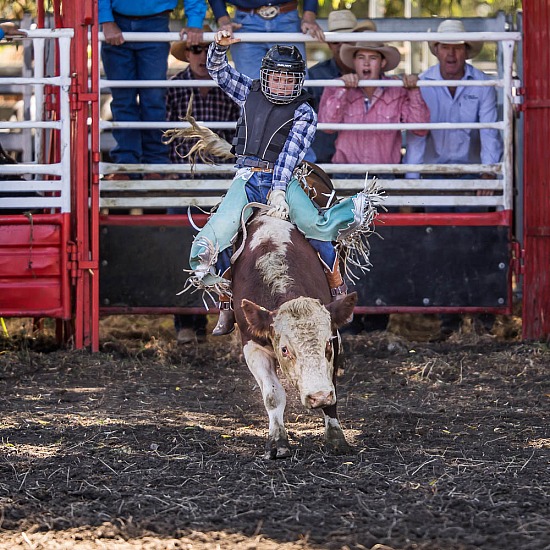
[260,45,306,104]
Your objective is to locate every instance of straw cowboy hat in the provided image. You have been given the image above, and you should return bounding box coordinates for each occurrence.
[340,40,401,72]
[428,19,484,59]
[171,25,212,62]
[327,10,357,32]
[353,19,377,33]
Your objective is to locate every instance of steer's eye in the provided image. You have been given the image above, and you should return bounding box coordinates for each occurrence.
[281,346,290,357]
[325,340,333,357]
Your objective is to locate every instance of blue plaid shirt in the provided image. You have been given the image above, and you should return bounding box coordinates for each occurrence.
[207,43,317,191]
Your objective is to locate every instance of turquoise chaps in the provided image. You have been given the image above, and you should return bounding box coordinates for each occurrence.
[189,173,364,283]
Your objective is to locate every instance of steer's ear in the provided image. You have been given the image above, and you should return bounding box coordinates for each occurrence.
[241,299,275,339]
[326,292,358,329]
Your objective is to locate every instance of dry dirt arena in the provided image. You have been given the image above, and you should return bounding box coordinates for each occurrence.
[0,312,549,550]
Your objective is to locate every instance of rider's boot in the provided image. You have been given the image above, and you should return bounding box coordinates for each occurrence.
[325,261,348,301]
[212,296,235,336]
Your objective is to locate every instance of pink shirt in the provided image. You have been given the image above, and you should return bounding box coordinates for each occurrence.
[318,79,430,165]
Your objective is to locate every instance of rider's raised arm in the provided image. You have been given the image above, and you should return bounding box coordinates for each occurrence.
[206,42,253,106]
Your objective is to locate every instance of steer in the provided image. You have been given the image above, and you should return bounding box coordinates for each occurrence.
[232,212,357,459]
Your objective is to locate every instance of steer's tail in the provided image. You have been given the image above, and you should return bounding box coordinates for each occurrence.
[163,96,234,166]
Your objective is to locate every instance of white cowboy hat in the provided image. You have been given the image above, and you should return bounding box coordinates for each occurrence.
[327,10,357,32]
[340,40,401,72]
[428,19,484,59]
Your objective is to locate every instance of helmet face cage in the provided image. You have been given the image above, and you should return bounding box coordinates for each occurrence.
[260,45,306,104]
[260,68,305,104]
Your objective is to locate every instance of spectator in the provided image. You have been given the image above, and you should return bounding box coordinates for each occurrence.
[207,0,324,79]
[405,19,503,340]
[308,10,368,164]
[319,39,428,165]
[187,31,380,336]
[0,22,26,41]
[99,0,207,181]
[166,29,240,344]
[318,38,430,333]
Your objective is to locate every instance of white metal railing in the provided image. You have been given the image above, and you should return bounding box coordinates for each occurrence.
[0,29,74,213]
[97,29,521,211]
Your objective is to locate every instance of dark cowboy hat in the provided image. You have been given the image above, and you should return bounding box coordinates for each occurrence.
[170,25,213,62]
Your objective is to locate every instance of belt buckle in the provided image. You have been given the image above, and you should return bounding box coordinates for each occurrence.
[257,5,280,19]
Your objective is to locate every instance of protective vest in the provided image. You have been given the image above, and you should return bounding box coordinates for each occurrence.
[232,81,312,163]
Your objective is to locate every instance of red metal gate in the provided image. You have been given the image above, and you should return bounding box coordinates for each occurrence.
[2,3,549,348]
[0,0,99,348]
[522,0,550,340]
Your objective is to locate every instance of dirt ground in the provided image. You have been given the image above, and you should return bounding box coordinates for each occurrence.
[0,312,549,550]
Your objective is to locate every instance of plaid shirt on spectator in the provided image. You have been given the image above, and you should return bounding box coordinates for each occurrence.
[166,66,240,165]
[207,43,317,191]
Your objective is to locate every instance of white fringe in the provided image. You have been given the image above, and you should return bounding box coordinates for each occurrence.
[336,174,385,282]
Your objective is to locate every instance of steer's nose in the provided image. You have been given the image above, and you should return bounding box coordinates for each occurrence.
[306,390,335,409]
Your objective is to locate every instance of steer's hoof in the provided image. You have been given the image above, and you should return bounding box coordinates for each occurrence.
[264,441,291,460]
[326,429,354,455]
[326,438,354,455]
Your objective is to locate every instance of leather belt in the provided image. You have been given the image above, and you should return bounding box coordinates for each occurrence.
[236,1,298,20]
[237,156,274,170]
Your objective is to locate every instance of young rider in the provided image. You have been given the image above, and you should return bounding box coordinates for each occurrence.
[187,30,379,335]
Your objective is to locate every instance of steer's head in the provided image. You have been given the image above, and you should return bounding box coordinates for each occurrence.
[241,293,357,409]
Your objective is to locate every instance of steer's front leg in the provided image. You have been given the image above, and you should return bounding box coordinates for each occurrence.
[243,340,291,459]
[322,404,353,455]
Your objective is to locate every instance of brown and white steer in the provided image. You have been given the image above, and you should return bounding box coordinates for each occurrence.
[232,212,357,459]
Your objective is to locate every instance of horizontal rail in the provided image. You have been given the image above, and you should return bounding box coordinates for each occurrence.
[99,162,502,175]
[0,181,63,191]
[0,77,70,87]
[98,31,521,43]
[101,120,504,131]
[17,29,75,38]
[0,121,63,130]
[102,78,504,89]
[0,197,63,209]
[0,163,64,176]
[99,178,503,192]
[99,195,504,209]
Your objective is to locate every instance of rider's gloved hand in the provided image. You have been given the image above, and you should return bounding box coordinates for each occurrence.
[267,189,289,220]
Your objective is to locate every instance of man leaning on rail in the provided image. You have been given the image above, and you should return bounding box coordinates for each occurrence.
[99,0,207,181]
[405,19,504,340]
[207,0,324,79]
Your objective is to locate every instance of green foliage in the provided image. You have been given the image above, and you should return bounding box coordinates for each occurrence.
[0,0,36,19]
[317,0,521,18]
[0,0,521,23]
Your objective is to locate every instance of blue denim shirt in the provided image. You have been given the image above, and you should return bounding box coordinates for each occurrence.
[405,62,503,166]
[99,0,206,29]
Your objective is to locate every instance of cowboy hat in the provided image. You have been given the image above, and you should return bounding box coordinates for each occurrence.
[353,19,377,33]
[170,25,213,62]
[428,19,483,59]
[340,40,401,72]
[327,10,357,32]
